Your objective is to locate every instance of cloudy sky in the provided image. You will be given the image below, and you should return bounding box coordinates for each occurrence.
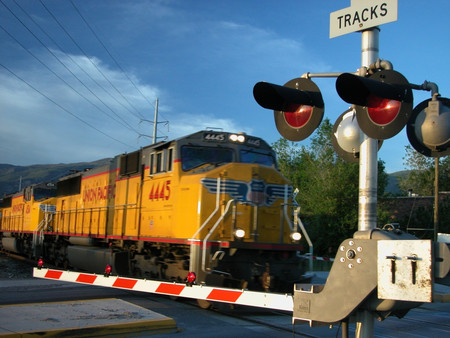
[0,0,448,173]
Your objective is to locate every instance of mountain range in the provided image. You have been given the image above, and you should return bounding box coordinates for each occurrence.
[0,159,112,198]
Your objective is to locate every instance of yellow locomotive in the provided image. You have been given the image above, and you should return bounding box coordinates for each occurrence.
[1,130,306,292]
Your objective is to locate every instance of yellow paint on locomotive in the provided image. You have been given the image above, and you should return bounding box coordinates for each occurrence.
[58,160,295,244]
[5,133,295,249]
[140,166,178,239]
[0,194,56,233]
[115,174,140,237]
[195,163,293,243]
[55,194,78,234]
[80,169,117,236]
[137,160,293,243]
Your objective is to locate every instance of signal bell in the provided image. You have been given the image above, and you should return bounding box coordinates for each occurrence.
[253,78,324,141]
[407,96,450,158]
[332,108,382,163]
[336,70,413,140]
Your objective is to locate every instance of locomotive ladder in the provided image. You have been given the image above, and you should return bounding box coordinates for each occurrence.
[32,207,54,257]
[33,267,294,312]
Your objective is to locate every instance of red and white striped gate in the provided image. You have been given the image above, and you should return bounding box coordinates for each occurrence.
[33,268,294,312]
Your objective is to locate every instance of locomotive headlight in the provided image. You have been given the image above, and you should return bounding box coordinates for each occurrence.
[290,231,302,242]
[234,228,246,239]
[229,134,245,143]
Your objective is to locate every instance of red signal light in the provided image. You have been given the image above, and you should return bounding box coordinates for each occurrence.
[336,70,413,139]
[253,78,324,141]
[367,94,401,125]
[104,264,112,276]
[186,272,196,284]
[37,258,44,269]
[284,104,313,128]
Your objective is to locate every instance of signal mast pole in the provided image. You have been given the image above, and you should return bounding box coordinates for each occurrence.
[358,28,379,231]
[356,26,379,338]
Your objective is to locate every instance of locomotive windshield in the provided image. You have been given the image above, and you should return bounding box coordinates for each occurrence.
[240,150,275,167]
[181,146,234,171]
[181,145,276,171]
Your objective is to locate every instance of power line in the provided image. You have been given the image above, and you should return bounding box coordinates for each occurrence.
[69,0,170,132]
[0,62,133,148]
[0,0,139,134]
[70,0,153,116]
[0,22,141,137]
[12,0,146,131]
[1,0,169,145]
[38,0,145,122]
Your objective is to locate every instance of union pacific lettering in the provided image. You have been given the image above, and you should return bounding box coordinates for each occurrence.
[83,184,116,202]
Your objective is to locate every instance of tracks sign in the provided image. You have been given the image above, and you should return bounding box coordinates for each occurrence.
[330,0,398,38]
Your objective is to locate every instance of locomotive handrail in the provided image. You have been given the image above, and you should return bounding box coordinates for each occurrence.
[296,215,313,272]
[202,198,236,272]
[282,197,314,271]
[282,184,294,232]
[191,178,221,240]
[54,203,138,213]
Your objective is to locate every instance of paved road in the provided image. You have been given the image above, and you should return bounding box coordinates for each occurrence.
[0,255,449,337]
[0,276,449,337]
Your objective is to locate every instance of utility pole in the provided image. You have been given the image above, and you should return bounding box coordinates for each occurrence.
[152,98,159,144]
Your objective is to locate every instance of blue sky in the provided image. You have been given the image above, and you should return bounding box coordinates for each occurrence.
[0,0,448,173]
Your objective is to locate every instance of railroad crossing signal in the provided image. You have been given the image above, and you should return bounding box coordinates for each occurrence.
[253,78,324,141]
[335,70,414,140]
[407,96,450,158]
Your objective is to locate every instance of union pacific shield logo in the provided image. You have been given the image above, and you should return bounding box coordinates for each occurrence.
[201,178,293,206]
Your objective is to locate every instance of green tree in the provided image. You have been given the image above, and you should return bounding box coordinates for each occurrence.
[398,145,449,195]
[273,118,389,255]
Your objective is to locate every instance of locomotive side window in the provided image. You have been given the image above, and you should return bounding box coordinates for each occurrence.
[181,146,233,171]
[167,148,173,172]
[149,148,173,174]
[149,153,155,174]
[240,150,276,167]
[156,152,164,173]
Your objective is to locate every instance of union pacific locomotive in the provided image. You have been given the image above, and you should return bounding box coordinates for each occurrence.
[0,130,307,293]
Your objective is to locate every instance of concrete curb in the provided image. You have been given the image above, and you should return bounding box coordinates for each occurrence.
[0,298,177,337]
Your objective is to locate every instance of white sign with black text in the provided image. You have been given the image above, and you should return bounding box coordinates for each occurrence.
[330,0,398,38]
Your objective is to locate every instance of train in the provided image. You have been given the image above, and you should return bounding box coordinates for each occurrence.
[0,130,308,296]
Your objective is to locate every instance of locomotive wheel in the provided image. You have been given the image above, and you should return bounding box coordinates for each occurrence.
[196,299,212,309]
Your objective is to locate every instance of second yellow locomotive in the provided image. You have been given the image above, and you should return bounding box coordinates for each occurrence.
[1,130,306,292]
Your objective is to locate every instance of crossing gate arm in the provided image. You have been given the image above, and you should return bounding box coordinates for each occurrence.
[33,268,294,312]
